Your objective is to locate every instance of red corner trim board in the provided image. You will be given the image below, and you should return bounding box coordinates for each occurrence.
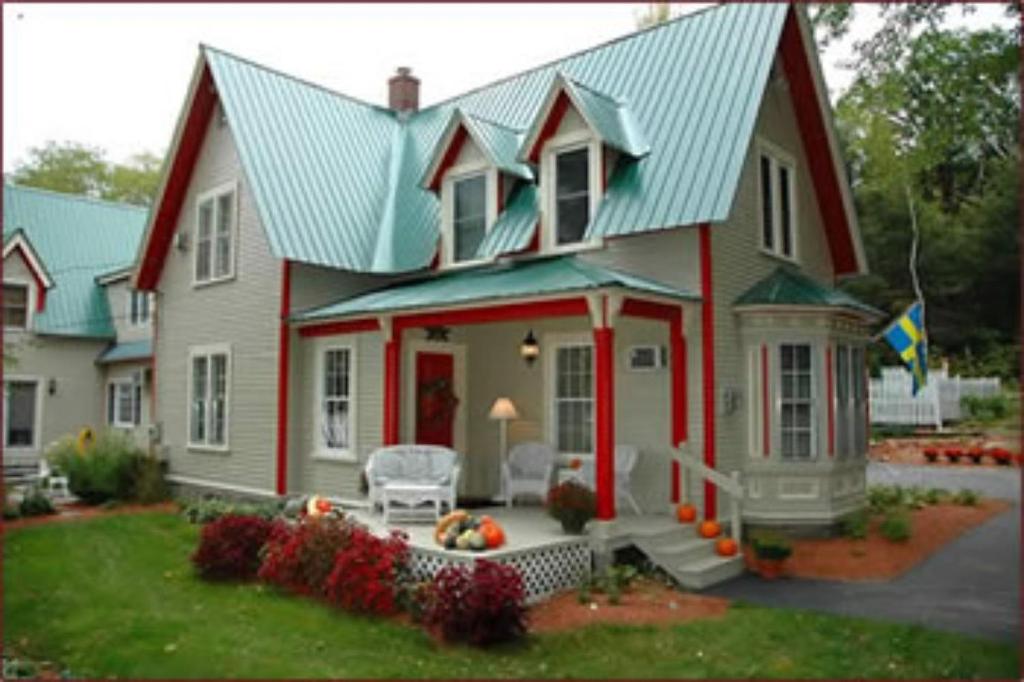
[275,260,292,495]
[699,224,716,520]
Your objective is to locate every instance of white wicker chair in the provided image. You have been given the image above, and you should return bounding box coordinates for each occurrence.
[579,444,642,514]
[364,445,461,520]
[502,442,556,507]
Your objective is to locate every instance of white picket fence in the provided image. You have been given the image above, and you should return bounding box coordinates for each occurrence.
[869,366,1001,428]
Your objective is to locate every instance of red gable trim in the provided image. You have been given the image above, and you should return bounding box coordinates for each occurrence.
[136,65,217,291]
[527,91,570,164]
[426,126,469,192]
[4,242,50,312]
[779,9,858,276]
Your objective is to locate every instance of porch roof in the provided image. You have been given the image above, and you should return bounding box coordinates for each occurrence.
[734,266,883,318]
[292,256,698,323]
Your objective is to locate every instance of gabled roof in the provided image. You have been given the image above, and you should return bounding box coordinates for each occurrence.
[734,267,882,319]
[293,255,698,323]
[519,72,650,163]
[3,229,54,289]
[422,110,533,190]
[3,184,149,338]
[137,3,865,287]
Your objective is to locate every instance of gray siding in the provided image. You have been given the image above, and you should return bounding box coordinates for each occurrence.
[154,112,282,493]
[104,279,154,343]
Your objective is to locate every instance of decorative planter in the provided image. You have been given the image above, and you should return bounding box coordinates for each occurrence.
[756,558,786,580]
[560,518,587,535]
[944,448,963,463]
[923,449,939,463]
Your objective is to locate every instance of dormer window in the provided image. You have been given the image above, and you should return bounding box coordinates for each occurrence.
[554,146,591,245]
[452,174,487,262]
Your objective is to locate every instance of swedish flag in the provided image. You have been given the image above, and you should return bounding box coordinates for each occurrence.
[882,301,928,395]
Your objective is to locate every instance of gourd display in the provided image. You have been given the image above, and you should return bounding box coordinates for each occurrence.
[434,510,506,551]
[676,503,697,523]
[699,519,721,539]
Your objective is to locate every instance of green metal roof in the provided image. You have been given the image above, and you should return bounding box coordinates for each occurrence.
[3,184,149,338]
[201,2,790,274]
[293,255,698,322]
[475,184,537,258]
[97,339,153,364]
[734,267,883,317]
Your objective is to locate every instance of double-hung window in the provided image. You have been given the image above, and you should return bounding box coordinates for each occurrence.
[317,345,355,457]
[195,184,236,284]
[553,343,593,454]
[4,380,38,448]
[108,379,141,428]
[779,343,814,459]
[189,346,230,449]
[452,174,487,263]
[3,283,29,330]
[554,147,591,246]
[127,290,152,327]
[834,344,868,457]
[759,145,796,260]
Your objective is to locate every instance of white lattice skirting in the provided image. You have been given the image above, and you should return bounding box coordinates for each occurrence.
[409,540,592,604]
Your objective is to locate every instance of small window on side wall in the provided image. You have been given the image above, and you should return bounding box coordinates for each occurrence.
[759,147,796,260]
[3,283,29,330]
[452,174,487,262]
[195,185,236,284]
[127,290,152,327]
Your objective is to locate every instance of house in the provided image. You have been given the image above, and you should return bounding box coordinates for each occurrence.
[3,184,153,474]
[134,3,881,540]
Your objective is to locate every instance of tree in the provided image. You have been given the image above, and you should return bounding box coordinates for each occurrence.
[11,141,163,206]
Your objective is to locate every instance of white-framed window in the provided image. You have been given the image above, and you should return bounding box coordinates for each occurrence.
[194,182,237,285]
[126,290,153,327]
[779,343,814,459]
[188,344,230,450]
[834,344,868,458]
[314,342,357,460]
[452,173,488,263]
[851,346,867,456]
[758,141,797,261]
[3,379,40,450]
[107,378,142,428]
[3,282,30,330]
[551,342,594,455]
[541,129,603,253]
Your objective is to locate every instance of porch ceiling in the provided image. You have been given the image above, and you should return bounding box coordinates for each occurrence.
[291,255,699,324]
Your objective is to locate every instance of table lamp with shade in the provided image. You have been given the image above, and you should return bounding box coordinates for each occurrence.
[489,397,519,502]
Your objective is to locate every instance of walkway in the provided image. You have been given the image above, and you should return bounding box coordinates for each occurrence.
[868,462,1021,501]
[708,506,1021,642]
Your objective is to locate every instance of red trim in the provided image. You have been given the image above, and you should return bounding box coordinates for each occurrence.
[394,297,588,332]
[150,303,159,422]
[137,66,217,290]
[825,345,835,457]
[497,174,505,214]
[7,243,49,312]
[779,8,858,276]
[429,250,440,271]
[699,224,716,519]
[383,336,401,445]
[298,318,380,338]
[671,317,687,445]
[594,324,615,520]
[527,91,570,163]
[427,126,468,192]
[275,260,292,496]
[35,287,46,313]
[761,344,770,458]
[620,297,681,324]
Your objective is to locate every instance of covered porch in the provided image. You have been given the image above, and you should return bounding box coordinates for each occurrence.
[291,256,703,523]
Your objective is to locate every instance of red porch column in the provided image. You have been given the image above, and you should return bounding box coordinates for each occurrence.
[383,328,401,445]
[670,313,686,503]
[594,325,616,521]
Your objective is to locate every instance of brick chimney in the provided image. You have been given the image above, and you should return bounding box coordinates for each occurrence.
[388,67,419,113]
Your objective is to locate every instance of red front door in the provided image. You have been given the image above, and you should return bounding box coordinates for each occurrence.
[415,351,457,447]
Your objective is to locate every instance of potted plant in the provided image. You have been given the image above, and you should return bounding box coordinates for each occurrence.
[750,531,792,580]
[546,481,597,534]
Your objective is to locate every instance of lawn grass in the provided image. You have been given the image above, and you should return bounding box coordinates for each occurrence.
[3,512,1018,679]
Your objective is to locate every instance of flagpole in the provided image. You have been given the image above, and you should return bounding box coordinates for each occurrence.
[905,184,925,335]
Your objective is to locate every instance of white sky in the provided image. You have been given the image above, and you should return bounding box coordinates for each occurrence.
[2,3,1013,171]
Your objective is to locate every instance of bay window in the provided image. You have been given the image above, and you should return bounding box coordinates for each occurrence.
[779,343,814,459]
[189,345,230,449]
[834,344,868,457]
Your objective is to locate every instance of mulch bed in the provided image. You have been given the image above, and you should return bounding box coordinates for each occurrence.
[3,501,179,531]
[744,499,1012,582]
[528,577,729,633]
[870,438,1020,467]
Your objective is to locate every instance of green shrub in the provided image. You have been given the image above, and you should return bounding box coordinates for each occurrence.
[3,503,21,520]
[181,496,283,524]
[132,456,170,504]
[924,488,946,505]
[961,394,1012,424]
[880,509,912,542]
[840,510,869,540]
[47,431,146,505]
[18,487,55,517]
[867,485,905,513]
[750,531,792,560]
[953,489,980,506]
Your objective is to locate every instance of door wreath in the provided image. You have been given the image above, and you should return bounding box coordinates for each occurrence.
[418,377,459,428]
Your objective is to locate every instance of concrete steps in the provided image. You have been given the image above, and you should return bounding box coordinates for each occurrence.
[635,527,744,591]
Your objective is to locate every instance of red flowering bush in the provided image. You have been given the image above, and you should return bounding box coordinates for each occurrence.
[324,527,410,616]
[258,516,354,596]
[422,559,527,646]
[191,514,276,581]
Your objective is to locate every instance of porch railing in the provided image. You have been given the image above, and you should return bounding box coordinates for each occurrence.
[673,445,744,544]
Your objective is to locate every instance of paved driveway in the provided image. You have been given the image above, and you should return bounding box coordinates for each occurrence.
[708,506,1021,642]
[868,462,1021,501]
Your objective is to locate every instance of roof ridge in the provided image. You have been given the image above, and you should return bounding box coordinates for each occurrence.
[416,3,725,114]
[4,182,150,213]
[461,110,525,134]
[201,44,394,116]
[562,74,625,106]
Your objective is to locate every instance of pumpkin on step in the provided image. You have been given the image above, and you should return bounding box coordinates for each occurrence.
[715,537,738,557]
[699,519,721,539]
[676,503,697,524]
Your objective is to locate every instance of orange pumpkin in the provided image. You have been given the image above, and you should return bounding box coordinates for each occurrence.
[699,519,721,539]
[715,537,738,557]
[676,503,697,523]
[480,521,505,549]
